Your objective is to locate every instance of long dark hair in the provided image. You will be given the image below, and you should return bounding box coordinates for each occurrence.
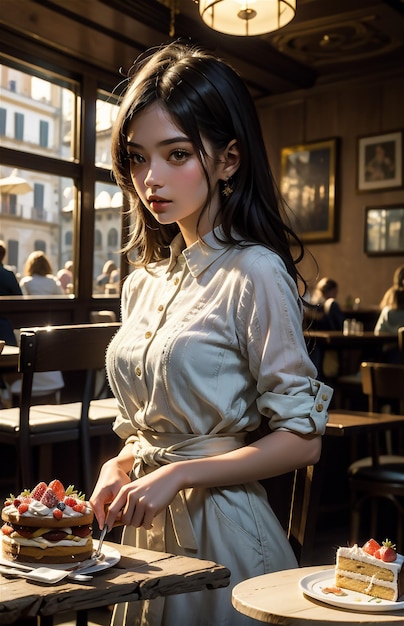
[112,41,307,293]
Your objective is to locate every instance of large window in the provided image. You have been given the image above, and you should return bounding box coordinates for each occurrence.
[0,55,124,301]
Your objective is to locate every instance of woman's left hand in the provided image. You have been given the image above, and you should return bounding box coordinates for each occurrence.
[106,463,183,530]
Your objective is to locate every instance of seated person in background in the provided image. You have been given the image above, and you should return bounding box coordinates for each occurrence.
[379,264,404,309]
[57,260,73,293]
[96,260,117,290]
[20,251,64,296]
[375,288,404,363]
[309,277,345,331]
[11,250,64,404]
[306,278,345,378]
[0,240,22,346]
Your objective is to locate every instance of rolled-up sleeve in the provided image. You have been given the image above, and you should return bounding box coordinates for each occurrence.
[238,251,333,436]
[257,377,332,435]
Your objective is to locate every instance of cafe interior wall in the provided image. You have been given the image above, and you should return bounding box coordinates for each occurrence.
[257,69,404,309]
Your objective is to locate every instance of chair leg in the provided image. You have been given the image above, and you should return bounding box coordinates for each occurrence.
[370,498,378,538]
[76,609,88,626]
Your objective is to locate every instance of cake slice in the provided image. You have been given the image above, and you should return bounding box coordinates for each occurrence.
[335,539,404,602]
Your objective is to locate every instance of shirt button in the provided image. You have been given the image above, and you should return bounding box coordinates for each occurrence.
[173,277,179,285]
[135,366,141,377]
[145,331,152,339]
[158,305,164,311]
[316,403,324,412]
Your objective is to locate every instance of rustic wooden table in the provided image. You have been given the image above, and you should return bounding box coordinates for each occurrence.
[232,565,404,625]
[0,541,230,625]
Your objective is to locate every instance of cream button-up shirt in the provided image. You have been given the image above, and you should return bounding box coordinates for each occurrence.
[107,228,332,626]
[108,228,331,444]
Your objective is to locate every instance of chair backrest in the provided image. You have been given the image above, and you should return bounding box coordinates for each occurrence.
[14,323,120,493]
[399,327,404,364]
[90,310,117,323]
[361,361,404,412]
[18,322,121,433]
[262,464,317,566]
[360,361,404,461]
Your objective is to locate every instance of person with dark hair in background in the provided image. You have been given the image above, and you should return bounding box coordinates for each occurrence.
[90,41,332,626]
[310,277,345,331]
[0,240,21,345]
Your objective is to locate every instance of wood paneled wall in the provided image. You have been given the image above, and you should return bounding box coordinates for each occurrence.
[258,70,404,308]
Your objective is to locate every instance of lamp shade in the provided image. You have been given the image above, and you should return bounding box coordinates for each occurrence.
[198,0,296,36]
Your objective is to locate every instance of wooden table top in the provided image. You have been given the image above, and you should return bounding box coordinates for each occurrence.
[232,565,404,625]
[326,410,404,437]
[0,344,19,371]
[304,330,397,348]
[0,541,230,624]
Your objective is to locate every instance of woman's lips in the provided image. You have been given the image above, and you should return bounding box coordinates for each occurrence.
[149,198,171,212]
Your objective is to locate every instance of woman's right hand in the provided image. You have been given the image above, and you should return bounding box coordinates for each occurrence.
[89,451,133,530]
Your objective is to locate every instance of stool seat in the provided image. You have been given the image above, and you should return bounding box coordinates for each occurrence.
[349,462,404,483]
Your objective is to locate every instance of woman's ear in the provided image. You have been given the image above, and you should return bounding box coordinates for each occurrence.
[220,139,240,180]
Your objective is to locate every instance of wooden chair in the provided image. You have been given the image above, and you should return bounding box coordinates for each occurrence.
[399,326,404,364]
[348,362,404,548]
[262,464,320,566]
[0,322,120,495]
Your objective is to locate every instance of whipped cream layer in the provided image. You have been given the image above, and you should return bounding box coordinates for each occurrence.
[4,533,91,549]
[3,500,92,519]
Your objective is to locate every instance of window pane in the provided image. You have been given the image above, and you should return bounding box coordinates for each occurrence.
[0,62,78,160]
[95,91,119,169]
[0,166,75,293]
[93,181,122,296]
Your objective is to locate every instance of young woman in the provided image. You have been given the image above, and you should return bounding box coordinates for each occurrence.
[90,41,332,626]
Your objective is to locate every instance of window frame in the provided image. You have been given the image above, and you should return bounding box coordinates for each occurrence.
[0,29,127,320]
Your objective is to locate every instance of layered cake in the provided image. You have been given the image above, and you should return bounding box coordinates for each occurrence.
[335,539,404,602]
[1,480,93,564]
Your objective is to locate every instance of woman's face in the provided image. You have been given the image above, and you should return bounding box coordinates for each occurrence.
[126,102,222,245]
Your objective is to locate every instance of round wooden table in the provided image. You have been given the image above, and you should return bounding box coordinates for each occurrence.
[232,565,404,625]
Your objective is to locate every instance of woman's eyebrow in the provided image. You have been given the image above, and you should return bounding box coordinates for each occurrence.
[126,136,190,149]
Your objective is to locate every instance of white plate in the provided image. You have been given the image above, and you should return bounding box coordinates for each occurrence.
[299,569,404,613]
[0,539,120,574]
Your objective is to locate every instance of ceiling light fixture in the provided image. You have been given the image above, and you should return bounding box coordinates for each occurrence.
[196,0,296,36]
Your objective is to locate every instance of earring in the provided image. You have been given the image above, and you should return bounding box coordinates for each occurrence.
[222,177,233,198]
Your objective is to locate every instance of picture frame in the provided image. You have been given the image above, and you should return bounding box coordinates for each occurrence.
[357,130,403,191]
[280,138,338,243]
[364,204,404,256]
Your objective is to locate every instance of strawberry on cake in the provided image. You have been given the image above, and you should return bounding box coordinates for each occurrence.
[335,538,404,602]
[1,480,93,564]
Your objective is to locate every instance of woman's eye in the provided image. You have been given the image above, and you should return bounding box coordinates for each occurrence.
[126,153,145,165]
[169,149,191,162]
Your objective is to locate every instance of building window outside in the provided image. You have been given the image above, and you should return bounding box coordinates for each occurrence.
[14,112,24,140]
[33,183,45,210]
[0,107,6,135]
[34,240,46,253]
[8,239,19,268]
[39,120,49,147]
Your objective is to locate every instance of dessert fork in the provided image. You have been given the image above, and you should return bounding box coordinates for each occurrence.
[93,524,108,560]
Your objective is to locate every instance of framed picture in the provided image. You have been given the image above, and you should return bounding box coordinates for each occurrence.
[357,130,403,191]
[364,204,404,256]
[280,138,338,243]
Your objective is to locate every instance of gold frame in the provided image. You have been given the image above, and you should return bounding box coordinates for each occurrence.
[280,138,338,243]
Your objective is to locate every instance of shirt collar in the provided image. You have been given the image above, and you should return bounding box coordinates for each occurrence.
[167,226,234,277]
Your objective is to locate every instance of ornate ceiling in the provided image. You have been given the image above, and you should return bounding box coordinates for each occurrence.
[3,0,404,99]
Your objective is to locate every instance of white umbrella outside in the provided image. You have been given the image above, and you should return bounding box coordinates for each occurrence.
[0,169,33,194]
